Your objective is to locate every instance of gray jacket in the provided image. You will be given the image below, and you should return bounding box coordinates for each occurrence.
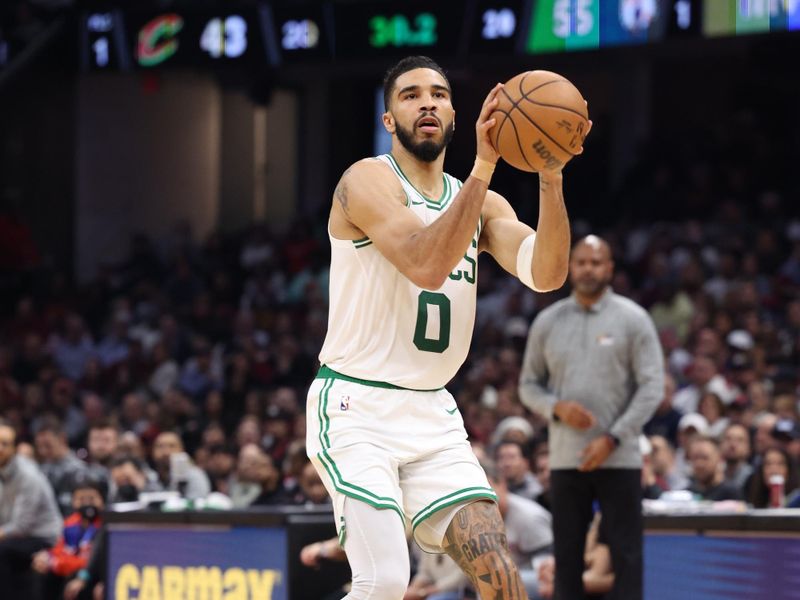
[519,289,664,469]
[0,455,62,542]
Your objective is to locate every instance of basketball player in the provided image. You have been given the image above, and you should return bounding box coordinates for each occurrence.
[307,56,588,599]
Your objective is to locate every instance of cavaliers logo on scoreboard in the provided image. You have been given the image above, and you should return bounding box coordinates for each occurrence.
[108,526,288,600]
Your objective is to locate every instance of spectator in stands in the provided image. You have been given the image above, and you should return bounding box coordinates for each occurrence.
[672,354,733,414]
[720,423,753,493]
[39,377,87,446]
[531,448,551,511]
[148,341,179,398]
[151,431,211,499]
[753,412,780,458]
[63,526,106,600]
[0,420,62,600]
[490,415,536,448]
[33,416,87,514]
[262,405,295,464]
[698,391,730,439]
[294,459,331,507]
[649,435,688,492]
[85,419,118,482]
[675,412,709,478]
[117,392,150,437]
[95,310,131,369]
[229,443,271,507]
[48,313,95,382]
[644,373,682,447]
[639,435,664,499]
[770,418,800,466]
[204,444,236,495]
[177,338,219,402]
[31,472,106,600]
[685,436,743,501]
[747,447,800,508]
[495,440,542,502]
[108,455,162,503]
[250,450,292,506]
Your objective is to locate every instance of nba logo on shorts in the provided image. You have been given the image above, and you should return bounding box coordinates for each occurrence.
[340,395,350,411]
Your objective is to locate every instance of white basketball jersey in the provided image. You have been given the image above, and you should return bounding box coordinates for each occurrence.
[318,153,481,390]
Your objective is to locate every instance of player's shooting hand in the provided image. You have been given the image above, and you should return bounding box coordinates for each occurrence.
[579,435,616,472]
[553,400,596,430]
[574,100,592,156]
[475,83,504,164]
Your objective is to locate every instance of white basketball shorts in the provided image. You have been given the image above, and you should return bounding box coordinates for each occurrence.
[306,366,497,553]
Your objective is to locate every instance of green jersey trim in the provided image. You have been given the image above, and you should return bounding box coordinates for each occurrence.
[315,378,406,525]
[352,238,373,249]
[317,365,444,392]
[385,153,450,209]
[411,486,498,532]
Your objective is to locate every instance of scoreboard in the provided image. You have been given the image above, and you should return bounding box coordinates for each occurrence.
[78,0,796,72]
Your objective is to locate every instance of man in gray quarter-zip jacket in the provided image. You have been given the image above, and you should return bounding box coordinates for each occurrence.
[519,235,663,600]
[0,420,63,600]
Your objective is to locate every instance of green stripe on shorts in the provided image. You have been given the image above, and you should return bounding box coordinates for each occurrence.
[412,487,498,532]
[315,378,406,525]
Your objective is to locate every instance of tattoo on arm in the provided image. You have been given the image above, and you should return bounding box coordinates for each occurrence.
[539,177,550,192]
[443,501,526,600]
[334,166,353,216]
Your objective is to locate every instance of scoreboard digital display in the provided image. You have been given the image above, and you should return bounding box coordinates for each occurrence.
[525,0,698,53]
[703,0,800,37]
[333,2,463,58]
[467,0,529,55]
[76,0,798,72]
[260,2,334,66]
[126,9,267,69]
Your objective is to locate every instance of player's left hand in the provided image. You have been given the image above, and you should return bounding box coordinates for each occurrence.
[578,435,615,472]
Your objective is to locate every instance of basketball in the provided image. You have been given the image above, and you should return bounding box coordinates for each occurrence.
[489,71,589,172]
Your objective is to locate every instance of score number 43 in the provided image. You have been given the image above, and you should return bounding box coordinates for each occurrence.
[200,15,248,58]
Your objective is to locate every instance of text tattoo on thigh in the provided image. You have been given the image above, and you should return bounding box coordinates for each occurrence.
[443,502,525,599]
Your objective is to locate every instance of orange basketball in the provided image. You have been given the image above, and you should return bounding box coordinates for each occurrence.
[489,71,589,172]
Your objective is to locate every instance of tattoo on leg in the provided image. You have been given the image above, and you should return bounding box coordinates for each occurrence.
[443,501,527,600]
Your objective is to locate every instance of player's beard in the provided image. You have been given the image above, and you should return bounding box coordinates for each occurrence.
[395,118,455,163]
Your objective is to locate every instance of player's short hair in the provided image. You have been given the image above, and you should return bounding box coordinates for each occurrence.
[382,55,450,111]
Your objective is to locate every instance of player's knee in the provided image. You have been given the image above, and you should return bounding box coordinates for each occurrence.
[349,570,409,600]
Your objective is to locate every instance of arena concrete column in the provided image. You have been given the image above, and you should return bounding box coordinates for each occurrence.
[75,72,221,282]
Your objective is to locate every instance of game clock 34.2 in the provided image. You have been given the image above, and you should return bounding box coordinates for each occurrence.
[368,13,438,48]
[334,3,462,57]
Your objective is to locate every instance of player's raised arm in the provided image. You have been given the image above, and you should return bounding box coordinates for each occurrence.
[332,83,505,291]
[478,171,571,293]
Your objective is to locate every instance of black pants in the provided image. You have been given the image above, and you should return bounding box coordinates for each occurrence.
[550,468,643,600]
[0,535,52,600]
